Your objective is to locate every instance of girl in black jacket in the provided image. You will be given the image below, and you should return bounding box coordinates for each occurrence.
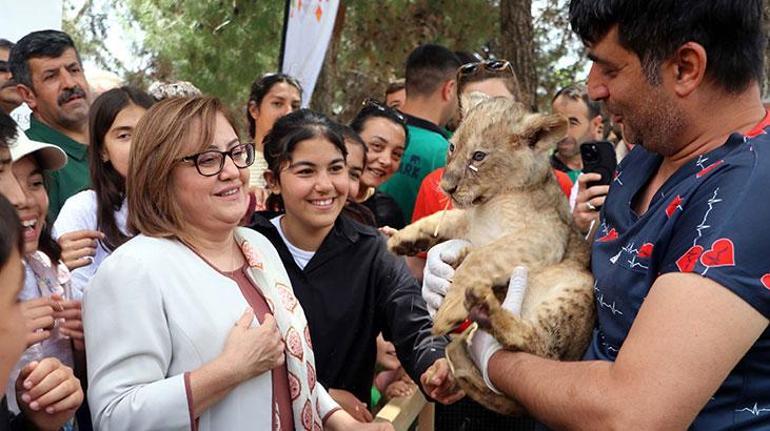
[251,109,463,422]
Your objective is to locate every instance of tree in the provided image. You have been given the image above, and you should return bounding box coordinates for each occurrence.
[118,0,284,118]
[311,0,498,121]
[500,0,537,110]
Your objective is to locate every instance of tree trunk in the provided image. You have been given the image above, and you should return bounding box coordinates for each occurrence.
[500,0,537,110]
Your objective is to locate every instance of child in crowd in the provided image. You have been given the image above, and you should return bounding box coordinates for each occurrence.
[246,73,302,189]
[251,109,459,422]
[53,87,154,294]
[4,126,85,427]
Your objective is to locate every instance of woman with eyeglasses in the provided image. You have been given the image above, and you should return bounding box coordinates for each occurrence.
[251,109,462,423]
[350,100,409,229]
[83,97,390,431]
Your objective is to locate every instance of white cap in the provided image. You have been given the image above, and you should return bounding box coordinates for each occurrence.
[9,127,67,171]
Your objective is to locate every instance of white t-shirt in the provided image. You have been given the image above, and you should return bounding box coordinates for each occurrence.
[270,215,315,270]
[53,190,129,294]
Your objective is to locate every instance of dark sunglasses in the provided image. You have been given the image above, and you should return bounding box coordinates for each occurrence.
[361,97,406,124]
[457,60,514,78]
[177,142,256,177]
[0,61,9,74]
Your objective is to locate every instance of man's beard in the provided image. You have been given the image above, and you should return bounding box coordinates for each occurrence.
[614,91,685,158]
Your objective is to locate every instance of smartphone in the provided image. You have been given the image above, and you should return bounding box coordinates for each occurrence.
[580,141,617,188]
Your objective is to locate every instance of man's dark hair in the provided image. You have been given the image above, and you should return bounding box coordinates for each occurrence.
[9,30,80,89]
[0,39,14,51]
[569,0,765,94]
[0,111,17,148]
[404,44,461,98]
[553,85,602,120]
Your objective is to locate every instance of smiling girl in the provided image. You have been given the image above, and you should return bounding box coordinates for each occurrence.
[251,109,461,422]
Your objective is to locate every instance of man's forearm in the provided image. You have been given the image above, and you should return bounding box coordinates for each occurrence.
[488,351,621,430]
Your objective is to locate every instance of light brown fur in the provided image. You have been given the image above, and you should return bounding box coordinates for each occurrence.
[387,96,596,415]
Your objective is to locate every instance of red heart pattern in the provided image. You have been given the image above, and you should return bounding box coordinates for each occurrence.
[696,159,725,179]
[700,238,735,268]
[761,274,770,290]
[638,243,654,259]
[676,245,704,273]
[598,228,619,243]
[666,195,683,218]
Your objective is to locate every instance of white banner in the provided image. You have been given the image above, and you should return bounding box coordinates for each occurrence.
[281,0,340,107]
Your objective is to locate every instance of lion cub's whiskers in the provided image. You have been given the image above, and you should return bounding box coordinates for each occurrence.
[432,199,453,238]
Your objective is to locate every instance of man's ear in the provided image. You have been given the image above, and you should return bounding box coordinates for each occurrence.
[442,79,457,103]
[669,41,707,97]
[16,84,37,110]
[520,113,568,153]
[263,170,280,194]
[591,115,604,140]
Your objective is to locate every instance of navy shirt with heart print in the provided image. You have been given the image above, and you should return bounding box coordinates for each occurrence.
[584,112,770,429]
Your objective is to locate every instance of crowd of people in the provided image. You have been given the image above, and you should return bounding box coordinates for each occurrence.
[1,0,770,430]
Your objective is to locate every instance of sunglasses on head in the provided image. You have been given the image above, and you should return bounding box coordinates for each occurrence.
[457,59,514,78]
[362,97,406,124]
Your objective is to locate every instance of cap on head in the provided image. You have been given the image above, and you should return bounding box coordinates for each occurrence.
[9,128,67,171]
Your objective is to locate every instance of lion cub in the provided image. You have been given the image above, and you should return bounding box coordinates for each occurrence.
[387,96,595,415]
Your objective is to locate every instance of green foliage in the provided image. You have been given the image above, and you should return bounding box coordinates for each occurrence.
[312,0,498,120]
[533,0,587,110]
[65,0,589,120]
[120,0,283,122]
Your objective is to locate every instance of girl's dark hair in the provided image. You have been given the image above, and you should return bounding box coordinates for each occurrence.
[88,86,154,252]
[349,102,409,146]
[246,73,303,139]
[38,222,61,262]
[338,124,368,162]
[0,194,24,268]
[263,109,346,211]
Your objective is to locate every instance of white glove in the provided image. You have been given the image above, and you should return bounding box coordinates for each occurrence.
[422,239,472,317]
[469,266,529,393]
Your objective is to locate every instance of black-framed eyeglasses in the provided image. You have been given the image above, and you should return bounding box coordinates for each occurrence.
[177,142,255,177]
[361,97,406,124]
[457,59,514,78]
[0,61,9,74]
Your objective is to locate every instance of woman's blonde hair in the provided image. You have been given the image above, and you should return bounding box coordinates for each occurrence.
[126,96,239,243]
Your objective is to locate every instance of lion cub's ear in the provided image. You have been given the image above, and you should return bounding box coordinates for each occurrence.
[459,91,491,118]
[520,113,568,153]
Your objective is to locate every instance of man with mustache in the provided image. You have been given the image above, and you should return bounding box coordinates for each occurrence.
[549,84,604,184]
[0,39,23,115]
[10,30,91,219]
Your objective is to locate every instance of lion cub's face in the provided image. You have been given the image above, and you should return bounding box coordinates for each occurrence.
[440,96,568,208]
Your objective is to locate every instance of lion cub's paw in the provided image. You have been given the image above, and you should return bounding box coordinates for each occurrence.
[387,225,434,256]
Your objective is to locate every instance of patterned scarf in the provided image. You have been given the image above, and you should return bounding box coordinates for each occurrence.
[235,234,323,431]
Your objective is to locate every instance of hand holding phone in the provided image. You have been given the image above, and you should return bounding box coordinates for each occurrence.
[580,141,617,188]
